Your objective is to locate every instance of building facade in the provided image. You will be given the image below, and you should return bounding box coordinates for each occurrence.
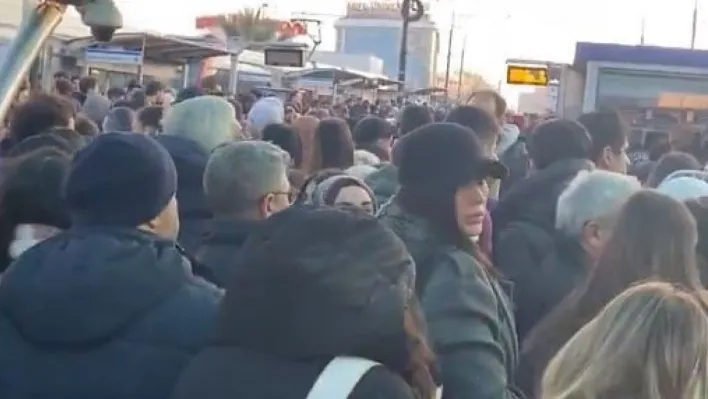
[334,0,439,90]
[572,42,708,132]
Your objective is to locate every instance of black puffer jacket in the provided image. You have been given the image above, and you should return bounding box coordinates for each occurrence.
[513,236,589,342]
[172,207,418,399]
[0,227,222,399]
[492,159,593,302]
[156,136,212,255]
[197,217,261,288]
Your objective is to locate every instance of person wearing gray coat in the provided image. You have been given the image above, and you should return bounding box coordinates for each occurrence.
[379,123,522,399]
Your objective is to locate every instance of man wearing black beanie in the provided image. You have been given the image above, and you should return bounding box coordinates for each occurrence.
[0,133,222,399]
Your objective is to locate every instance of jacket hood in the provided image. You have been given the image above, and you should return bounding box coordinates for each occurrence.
[378,201,443,277]
[0,227,191,345]
[494,159,594,232]
[216,207,412,369]
[156,135,211,219]
[364,163,399,205]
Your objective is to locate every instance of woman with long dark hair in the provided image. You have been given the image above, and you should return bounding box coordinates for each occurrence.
[519,190,704,397]
[172,206,437,399]
[309,118,355,174]
[379,122,521,398]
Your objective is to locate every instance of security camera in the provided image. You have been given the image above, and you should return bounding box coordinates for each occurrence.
[75,0,123,42]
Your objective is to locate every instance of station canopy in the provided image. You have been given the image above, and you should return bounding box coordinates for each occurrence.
[65,32,241,64]
[284,65,400,86]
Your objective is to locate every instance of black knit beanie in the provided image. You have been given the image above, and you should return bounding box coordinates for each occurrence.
[64,132,177,227]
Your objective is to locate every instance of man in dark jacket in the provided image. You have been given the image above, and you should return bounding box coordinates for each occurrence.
[198,141,292,287]
[513,169,640,342]
[156,135,213,255]
[493,120,594,338]
[0,133,222,399]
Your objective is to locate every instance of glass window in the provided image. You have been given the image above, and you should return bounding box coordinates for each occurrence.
[597,70,708,110]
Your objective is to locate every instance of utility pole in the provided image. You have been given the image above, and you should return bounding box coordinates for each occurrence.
[398,0,423,91]
[443,10,455,93]
[456,33,467,101]
[397,0,411,90]
[691,0,698,49]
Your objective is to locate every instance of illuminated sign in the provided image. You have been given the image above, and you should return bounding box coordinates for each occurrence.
[658,93,708,110]
[506,65,549,86]
[264,47,304,67]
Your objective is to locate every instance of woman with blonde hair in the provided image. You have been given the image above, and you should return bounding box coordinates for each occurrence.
[542,282,708,399]
[519,190,704,396]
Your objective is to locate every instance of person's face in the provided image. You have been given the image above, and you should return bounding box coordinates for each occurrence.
[455,179,489,237]
[258,172,292,219]
[334,185,375,215]
[144,196,180,240]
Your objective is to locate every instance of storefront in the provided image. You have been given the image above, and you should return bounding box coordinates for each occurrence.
[575,43,708,134]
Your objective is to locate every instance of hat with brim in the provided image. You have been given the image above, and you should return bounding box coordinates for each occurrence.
[397,122,509,190]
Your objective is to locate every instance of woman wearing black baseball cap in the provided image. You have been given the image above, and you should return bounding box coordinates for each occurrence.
[379,122,522,398]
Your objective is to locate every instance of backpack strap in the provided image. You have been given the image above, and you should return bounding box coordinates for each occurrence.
[306,356,380,399]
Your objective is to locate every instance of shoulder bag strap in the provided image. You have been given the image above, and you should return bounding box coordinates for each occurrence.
[305,356,380,399]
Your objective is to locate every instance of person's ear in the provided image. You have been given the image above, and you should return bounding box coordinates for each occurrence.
[258,194,274,219]
[139,215,159,235]
[600,145,614,168]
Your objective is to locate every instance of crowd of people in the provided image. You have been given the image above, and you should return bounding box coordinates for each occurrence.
[0,74,708,399]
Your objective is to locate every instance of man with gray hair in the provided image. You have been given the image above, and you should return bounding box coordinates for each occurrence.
[197,141,292,287]
[516,169,640,340]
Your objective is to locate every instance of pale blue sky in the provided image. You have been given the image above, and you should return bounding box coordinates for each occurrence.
[115,0,706,98]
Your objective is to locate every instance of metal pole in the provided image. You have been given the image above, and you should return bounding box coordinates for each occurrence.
[397,0,411,91]
[443,10,454,93]
[0,1,66,126]
[137,33,146,84]
[691,0,698,49]
[23,0,41,88]
[456,34,466,101]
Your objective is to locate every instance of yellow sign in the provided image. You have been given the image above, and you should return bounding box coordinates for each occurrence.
[506,65,549,86]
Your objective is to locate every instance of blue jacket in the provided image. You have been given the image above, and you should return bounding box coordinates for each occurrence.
[0,227,222,399]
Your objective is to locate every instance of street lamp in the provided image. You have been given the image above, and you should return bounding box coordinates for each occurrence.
[0,0,122,125]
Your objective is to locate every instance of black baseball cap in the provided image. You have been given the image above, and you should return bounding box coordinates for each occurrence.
[397,122,508,190]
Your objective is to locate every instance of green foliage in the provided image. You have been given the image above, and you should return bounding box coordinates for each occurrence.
[219,7,280,43]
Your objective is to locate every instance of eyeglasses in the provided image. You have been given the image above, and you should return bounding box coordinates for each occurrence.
[267,190,294,205]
